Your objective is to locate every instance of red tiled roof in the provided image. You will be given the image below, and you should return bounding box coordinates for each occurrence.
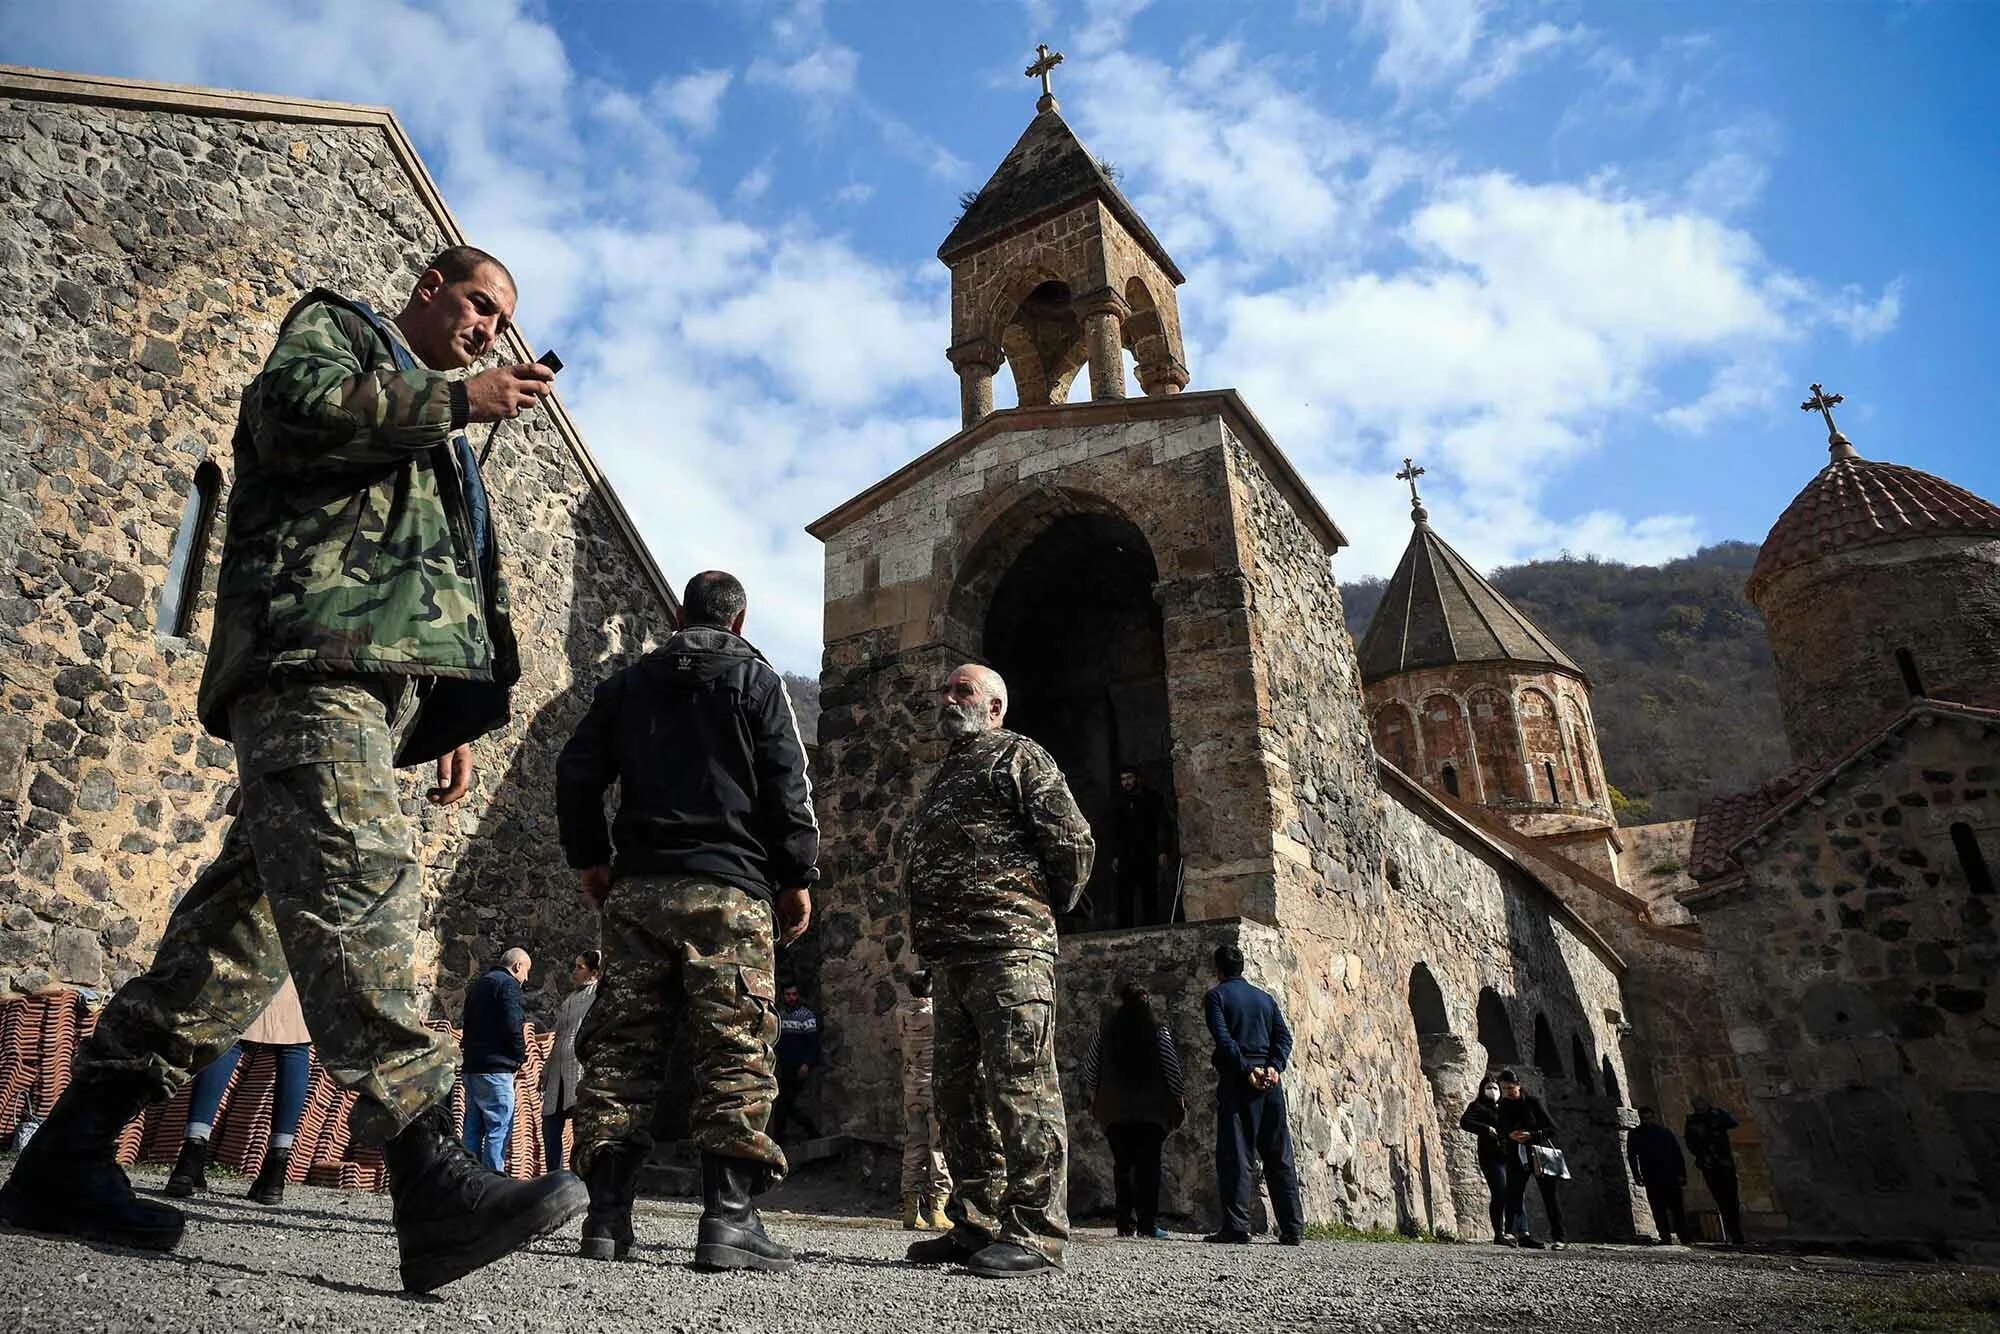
[1747,455,2000,601]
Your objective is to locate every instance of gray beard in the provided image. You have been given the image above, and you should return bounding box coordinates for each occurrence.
[939,705,983,739]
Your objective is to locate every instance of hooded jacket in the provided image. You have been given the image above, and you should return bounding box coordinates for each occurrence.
[555,626,817,900]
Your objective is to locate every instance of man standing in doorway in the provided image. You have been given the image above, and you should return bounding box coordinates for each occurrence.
[1685,1094,1745,1244]
[771,984,821,1142]
[558,571,816,1272]
[1203,944,1303,1245]
[460,948,531,1172]
[902,664,1095,1278]
[1110,766,1175,928]
[1627,1105,1690,1244]
[0,248,583,1294]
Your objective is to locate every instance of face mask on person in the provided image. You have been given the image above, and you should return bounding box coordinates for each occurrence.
[1482,1087,1500,1103]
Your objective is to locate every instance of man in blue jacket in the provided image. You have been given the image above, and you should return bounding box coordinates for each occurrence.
[1202,944,1303,1244]
[460,949,531,1171]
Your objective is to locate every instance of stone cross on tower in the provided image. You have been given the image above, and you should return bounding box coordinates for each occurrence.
[1800,382,1857,461]
[1026,43,1064,112]
[1397,457,1430,524]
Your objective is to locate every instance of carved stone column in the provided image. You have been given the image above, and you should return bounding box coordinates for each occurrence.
[1137,357,1190,397]
[946,337,1002,428]
[1073,288,1129,401]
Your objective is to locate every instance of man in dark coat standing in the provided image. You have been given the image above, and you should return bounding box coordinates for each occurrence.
[460,948,530,1171]
[1684,1094,1745,1243]
[1627,1105,1690,1244]
[1202,944,1303,1244]
[1109,767,1175,928]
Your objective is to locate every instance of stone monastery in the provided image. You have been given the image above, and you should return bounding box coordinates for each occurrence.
[1,61,1995,1249]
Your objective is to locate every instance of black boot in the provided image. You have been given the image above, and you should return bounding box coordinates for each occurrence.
[578,1142,643,1262]
[163,1139,210,1199]
[247,1146,289,1205]
[692,1152,792,1273]
[384,1103,589,1294]
[0,1072,183,1252]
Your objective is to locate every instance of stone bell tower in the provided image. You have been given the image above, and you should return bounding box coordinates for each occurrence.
[938,45,1189,424]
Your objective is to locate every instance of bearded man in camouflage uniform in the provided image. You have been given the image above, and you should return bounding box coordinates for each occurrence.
[0,248,588,1293]
[556,571,816,1272]
[902,664,1094,1278]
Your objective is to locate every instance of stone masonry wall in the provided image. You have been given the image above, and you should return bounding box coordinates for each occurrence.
[0,93,671,1018]
[1694,717,2000,1250]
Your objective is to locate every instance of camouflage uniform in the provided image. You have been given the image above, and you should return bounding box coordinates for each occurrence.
[572,875,785,1180]
[897,994,950,1199]
[74,292,516,1144]
[902,728,1094,1263]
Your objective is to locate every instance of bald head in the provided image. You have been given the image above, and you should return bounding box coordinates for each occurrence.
[500,947,531,982]
[939,664,1008,739]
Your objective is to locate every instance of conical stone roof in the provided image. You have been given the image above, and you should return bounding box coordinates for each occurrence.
[937,107,1183,282]
[1357,509,1584,686]
[1746,451,2000,603]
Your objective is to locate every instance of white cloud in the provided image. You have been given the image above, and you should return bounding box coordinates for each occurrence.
[735,159,775,204]
[1456,22,1585,104]
[1826,279,1904,342]
[657,68,732,135]
[1348,0,1489,97]
[749,43,859,103]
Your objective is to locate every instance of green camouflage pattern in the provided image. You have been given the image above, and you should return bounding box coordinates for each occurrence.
[933,951,1069,1262]
[197,290,519,763]
[901,728,1095,962]
[573,873,787,1180]
[75,675,455,1145]
[897,994,951,1198]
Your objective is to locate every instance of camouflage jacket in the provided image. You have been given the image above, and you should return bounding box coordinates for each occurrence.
[197,290,519,765]
[901,728,1095,961]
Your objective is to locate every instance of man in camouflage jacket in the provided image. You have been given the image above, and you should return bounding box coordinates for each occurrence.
[900,664,1094,1278]
[0,247,586,1295]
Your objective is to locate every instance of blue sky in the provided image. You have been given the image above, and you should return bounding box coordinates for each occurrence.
[5,0,1996,672]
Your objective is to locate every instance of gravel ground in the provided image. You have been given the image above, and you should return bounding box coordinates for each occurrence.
[0,1169,1993,1334]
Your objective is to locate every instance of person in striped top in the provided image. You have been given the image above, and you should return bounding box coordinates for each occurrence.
[1081,986,1187,1239]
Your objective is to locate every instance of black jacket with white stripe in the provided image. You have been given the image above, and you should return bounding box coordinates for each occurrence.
[556,626,818,901]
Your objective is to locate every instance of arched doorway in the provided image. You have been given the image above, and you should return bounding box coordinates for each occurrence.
[981,509,1176,929]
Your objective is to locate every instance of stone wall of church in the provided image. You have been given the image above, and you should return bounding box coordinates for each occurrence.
[1219,432,1647,1239]
[1692,717,2000,1251]
[0,93,671,1016]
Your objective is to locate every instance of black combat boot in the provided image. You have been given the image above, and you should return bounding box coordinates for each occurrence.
[384,1103,589,1294]
[247,1146,289,1205]
[578,1142,643,1261]
[905,1230,980,1264]
[163,1139,210,1199]
[692,1152,793,1273]
[966,1240,1054,1278]
[0,1072,183,1251]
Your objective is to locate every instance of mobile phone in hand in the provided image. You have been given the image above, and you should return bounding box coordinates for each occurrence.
[536,350,563,374]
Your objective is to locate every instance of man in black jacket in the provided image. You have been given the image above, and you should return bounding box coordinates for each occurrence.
[1627,1105,1690,1244]
[1493,1069,1562,1249]
[557,571,815,1273]
[459,948,530,1171]
[1202,944,1303,1244]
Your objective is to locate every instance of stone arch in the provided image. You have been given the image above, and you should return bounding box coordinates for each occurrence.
[1372,701,1419,775]
[1561,695,1600,804]
[1475,987,1520,1066]
[1467,685,1526,802]
[984,266,1087,408]
[1517,686,1575,804]
[1533,1013,1563,1077]
[1409,964,1450,1037]
[1571,1034,1594,1092]
[1122,275,1171,385]
[1418,693,1473,800]
[944,482,1146,649]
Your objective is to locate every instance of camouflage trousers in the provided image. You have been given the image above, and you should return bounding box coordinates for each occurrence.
[934,950,1069,1262]
[573,873,785,1180]
[76,675,453,1145]
[900,1068,950,1197]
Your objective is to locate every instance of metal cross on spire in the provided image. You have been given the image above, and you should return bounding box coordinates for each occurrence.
[1800,382,1857,460]
[1026,43,1064,112]
[1396,457,1429,523]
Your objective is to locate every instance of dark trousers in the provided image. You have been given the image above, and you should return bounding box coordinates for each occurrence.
[1479,1158,1509,1238]
[770,1072,818,1141]
[1537,1175,1566,1242]
[1215,1084,1302,1237]
[1700,1164,1743,1242]
[1114,866,1157,928]
[543,1110,570,1173]
[1106,1121,1167,1233]
[1645,1181,1688,1242]
[1501,1155,1563,1240]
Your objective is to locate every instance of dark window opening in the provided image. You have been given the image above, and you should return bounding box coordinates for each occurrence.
[1600,1055,1621,1104]
[1441,763,1461,798]
[1409,964,1449,1037]
[1475,987,1520,1064]
[1570,1035,1593,1091]
[1544,761,1560,803]
[158,461,222,638]
[1952,823,1994,896]
[1533,1014,1563,1077]
[1896,648,1926,699]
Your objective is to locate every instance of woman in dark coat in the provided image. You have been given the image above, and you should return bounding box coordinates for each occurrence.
[1458,1075,1512,1244]
[1493,1068,1565,1249]
[1081,986,1187,1238]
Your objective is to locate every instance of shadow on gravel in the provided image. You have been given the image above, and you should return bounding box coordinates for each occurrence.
[157,1248,418,1300]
